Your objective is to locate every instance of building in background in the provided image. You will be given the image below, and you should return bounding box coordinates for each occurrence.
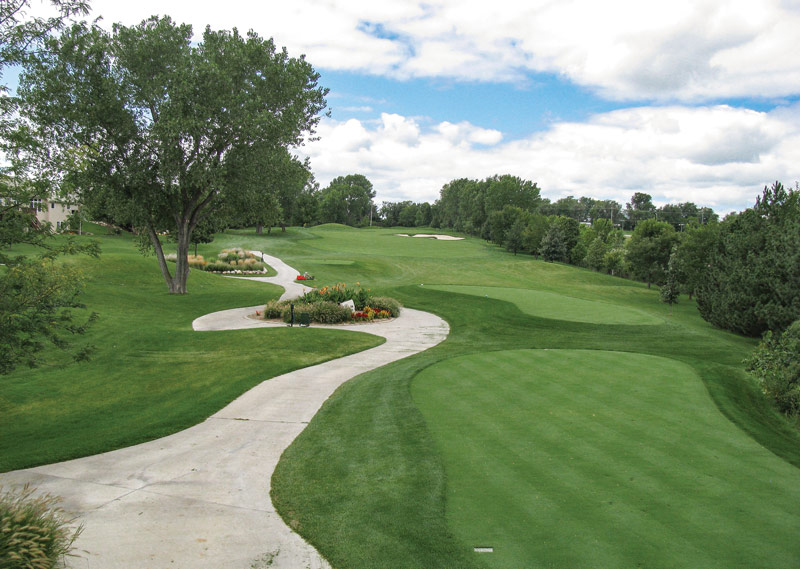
[29,197,80,231]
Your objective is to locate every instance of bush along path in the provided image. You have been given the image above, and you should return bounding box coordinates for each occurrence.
[0,254,450,569]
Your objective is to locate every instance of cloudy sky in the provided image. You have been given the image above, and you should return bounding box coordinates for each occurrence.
[48,1,800,212]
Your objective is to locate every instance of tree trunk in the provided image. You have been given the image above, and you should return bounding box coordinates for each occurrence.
[172,223,191,294]
[256,224,263,234]
[147,222,189,294]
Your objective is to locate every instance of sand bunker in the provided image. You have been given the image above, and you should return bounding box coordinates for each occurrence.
[395,233,464,240]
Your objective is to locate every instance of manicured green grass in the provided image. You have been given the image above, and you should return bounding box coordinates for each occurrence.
[412,349,800,568]
[0,232,382,472]
[5,224,799,568]
[427,284,662,325]
[268,224,800,569]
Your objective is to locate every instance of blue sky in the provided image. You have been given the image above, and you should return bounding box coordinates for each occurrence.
[321,71,626,138]
[18,0,800,213]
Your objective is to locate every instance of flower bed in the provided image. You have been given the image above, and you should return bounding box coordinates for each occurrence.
[262,283,400,324]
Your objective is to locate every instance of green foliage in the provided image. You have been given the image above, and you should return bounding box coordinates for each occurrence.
[624,191,656,229]
[434,174,541,236]
[0,258,97,374]
[263,299,289,319]
[521,212,550,255]
[319,174,376,226]
[365,296,400,318]
[539,222,568,262]
[300,282,370,308]
[660,249,681,314]
[625,218,679,287]
[696,182,800,336]
[309,301,353,324]
[746,320,800,418]
[275,283,401,323]
[504,219,526,255]
[280,301,351,324]
[672,221,719,298]
[0,485,83,569]
[19,16,327,294]
[584,236,607,271]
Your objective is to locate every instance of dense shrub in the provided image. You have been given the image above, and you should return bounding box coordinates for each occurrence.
[0,485,82,569]
[279,302,352,324]
[300,283,370,308]
[310,301,353,324]
[746,319,800,419]
[263,299,289,319]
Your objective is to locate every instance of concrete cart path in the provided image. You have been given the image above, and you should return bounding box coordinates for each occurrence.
[218,251,314,301]
[0,253,449,569]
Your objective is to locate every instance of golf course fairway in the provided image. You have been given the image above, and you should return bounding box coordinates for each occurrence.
[411,349,800,568]
[426,285,662,325]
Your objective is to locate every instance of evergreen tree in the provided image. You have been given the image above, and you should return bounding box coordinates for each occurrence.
[696,182,800,336]
[540,224,568,262]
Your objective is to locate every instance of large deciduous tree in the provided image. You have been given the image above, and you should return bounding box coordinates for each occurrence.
[319,174,375,226]
[624,192,656,229]
[625,218,679,288]
[19,16,327,293]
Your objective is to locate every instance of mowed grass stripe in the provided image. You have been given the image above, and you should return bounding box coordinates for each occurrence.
[412,349,800,568]
[427,285,662,325]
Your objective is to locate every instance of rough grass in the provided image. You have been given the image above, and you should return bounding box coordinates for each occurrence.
[0,232,382,472]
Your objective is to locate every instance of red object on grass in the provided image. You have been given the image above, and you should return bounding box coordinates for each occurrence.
[297,275,306,280]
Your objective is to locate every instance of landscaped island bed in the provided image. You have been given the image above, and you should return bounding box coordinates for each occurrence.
[262,282,400,324]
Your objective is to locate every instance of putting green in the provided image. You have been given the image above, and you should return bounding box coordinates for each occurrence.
[427,285,662,325]
[412,349,800,569]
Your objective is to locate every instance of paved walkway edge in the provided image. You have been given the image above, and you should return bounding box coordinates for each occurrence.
[0,252,449,569]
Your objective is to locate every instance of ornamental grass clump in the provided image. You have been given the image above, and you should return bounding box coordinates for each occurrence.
[0,485,83,569]
[187,255,208,269]
[263,299,290,319]
[167,248,265,273]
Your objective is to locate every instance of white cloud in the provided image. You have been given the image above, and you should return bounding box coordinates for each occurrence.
[88,0,800,102]
[298,104,800,213]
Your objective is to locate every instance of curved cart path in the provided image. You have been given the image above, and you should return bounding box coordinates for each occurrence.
[0,253,449,569]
